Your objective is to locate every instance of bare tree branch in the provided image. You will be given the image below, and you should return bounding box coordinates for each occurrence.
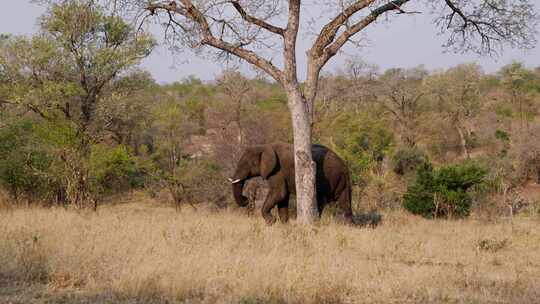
[311,0,375,58]
[146,0,284,82]
[228,1,284,36]
[437,0,538,55]
[305,0,410,106]
[322,0,410,66]
[205,35,283,82]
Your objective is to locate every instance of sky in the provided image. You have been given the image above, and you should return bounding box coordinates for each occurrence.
[1,1,539,83]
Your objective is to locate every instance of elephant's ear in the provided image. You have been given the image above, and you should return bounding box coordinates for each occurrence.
[260,146,277,179]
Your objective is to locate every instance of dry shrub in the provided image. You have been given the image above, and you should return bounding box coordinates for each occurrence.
[358,172,405,211]
[473,192,512,220]
[0,189,10,209]
[476,238,510,253]
[1,203,540,303]
[1,228,48,283]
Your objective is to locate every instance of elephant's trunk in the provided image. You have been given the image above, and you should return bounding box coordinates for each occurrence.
[232,179,249,207]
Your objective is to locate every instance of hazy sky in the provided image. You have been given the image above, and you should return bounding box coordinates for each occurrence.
[1,1,539,83]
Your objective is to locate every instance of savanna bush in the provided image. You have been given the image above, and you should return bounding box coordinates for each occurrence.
[89,144,142,196]
[0,120,56,202]
[0,119,144,205]
[148,154,227,208]
[391,147,430,176]
[178,159,226,206]
[403,161,486,218]
[320,112,394,186]
[362,172,404,210]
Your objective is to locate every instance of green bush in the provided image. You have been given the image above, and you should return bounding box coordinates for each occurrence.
[89,144,141,196]
[0,120,55,202]
[321,112,394,185]
[391,147,429,176]
[403,162,486,218]
[0,119,144,204]
[494,129,511,157]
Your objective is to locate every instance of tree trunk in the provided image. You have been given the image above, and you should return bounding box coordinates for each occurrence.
[455,124,469,159]
[403,123,416,148]
[286,88,318,224]
[235,99,244,147]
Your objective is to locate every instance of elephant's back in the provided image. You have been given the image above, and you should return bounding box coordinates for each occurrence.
[273,143,347,175]
[312,145,347,171]
[312,145,349,198]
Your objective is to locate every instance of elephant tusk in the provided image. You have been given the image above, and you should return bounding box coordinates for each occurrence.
[228,178,242,184]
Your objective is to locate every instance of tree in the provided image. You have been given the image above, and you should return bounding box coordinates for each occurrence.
[344,56,379,81]
[98,70,158,153]
[499,62,539,135]
[150,98,202,210]
[0,0,155,207]
[215,70,251,147]
[378,67,428,147]
[135,0,537,224]
[427,64,484,159]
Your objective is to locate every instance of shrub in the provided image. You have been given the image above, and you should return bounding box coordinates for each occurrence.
[0,119,145,205]
[320,112,394,186]
[0,120,56,202]
[178,159,226,206]
[403,162,486,218]
[495,129,511,157]
[361,172,404,210]
[89,144,141,196]
[391,147,429,176]
[476,238,509,253]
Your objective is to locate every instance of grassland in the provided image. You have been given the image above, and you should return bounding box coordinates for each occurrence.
[1,199,540,304]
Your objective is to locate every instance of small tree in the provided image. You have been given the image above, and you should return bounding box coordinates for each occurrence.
[378,67,428,147]
[499,62,539,135]
[427,64,484,159]
[215,70,251,148]
[133,0,537,224]
[0,0,155,207]
[150,98,202,209]
[344,56,379,81]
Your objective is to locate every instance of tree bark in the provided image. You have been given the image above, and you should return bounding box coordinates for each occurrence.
[286,87,318,224]
[455,124,469,159]
[281,1,317,224]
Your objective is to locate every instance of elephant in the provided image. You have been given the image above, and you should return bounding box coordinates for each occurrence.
[229,142,353,225]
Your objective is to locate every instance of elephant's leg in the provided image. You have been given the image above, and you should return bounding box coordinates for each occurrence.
[261,194,279,225]
[336,188,354,224]
[317,193,327,218]
[261,178,287,225]
[277,194,290,223]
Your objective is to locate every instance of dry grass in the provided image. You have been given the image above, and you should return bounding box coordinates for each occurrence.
[1,199,540,304]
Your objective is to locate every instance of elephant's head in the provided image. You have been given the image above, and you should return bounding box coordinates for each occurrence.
[229,145,277,207]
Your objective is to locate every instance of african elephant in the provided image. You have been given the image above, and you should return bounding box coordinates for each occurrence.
[229,143,353,225]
